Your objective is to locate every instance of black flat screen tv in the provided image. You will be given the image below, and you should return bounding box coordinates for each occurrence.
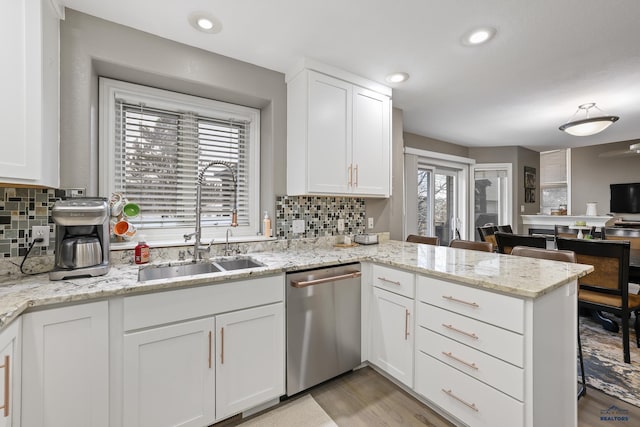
[610,183,640,213]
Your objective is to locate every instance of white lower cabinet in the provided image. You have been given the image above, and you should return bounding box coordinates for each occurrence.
[21,301,109,427]
[215,303,284,420]
[123,318,216,427]
[370,286,414,387]
[0,318,21,427]
[120,274,285,426]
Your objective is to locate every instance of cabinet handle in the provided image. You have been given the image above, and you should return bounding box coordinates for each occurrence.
[0,355,9,417]
[442,351,478,370]
[441,388,479,412]
[354,164,358,187]
[348,164,353,187]
[405,309,410,340]
[220,327,225,365]
[208,331,212,369]
[441,323,479,340]
[377,276,401,286]
[442,295,479,308]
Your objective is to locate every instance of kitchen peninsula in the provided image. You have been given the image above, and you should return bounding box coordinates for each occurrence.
[0,240,592,427]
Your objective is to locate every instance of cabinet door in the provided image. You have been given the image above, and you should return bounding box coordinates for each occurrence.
[0,0,58,187]
[215,303,284,420]
[352,86,391,196]
[307,71,352,194]
[371,287,414,387]
[0,319,20,427]
[123,318,216,427]
[22,301,109,427]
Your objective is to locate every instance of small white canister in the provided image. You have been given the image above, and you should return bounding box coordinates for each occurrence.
[586,202,598,216]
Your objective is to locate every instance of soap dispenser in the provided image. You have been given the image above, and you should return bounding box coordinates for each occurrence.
[263,211,271,238]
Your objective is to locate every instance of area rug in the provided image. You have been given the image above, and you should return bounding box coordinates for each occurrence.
[580,313,640,407]
[239,395,337,427]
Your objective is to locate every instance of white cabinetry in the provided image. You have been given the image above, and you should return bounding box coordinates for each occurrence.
[370,265,414,387]
[121,275,285,425]
[123,318,216,427]
[22,301,109,427]
[414,275,577,427]
[0,319,21,427]
[0,0,59,187]
[287,62,391,197]
[215,303,284,420]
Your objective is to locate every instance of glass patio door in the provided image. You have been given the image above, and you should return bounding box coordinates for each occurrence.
[416,164,458,246]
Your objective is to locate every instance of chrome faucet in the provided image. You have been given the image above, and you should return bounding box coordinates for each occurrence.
[184,161,238,261]
[224,228,233,256]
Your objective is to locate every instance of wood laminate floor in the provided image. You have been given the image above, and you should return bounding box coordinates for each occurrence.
[217,366,640,426]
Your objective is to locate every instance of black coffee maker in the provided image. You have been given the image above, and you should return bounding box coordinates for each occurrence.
[50,198,110,280]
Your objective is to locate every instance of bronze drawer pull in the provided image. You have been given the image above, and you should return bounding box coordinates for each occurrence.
[442,295,479,308]
[442,388,479,412]
[442,323,479,340]
[377,277,401,286]
[1,355,9,417]
[442,351,478,370]
[220,327,225,365]
[208,331,212,369]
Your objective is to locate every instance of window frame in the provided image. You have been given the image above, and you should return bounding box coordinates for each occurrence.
[99,77,260,244]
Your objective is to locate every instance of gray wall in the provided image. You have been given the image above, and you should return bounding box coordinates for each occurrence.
[60,10,286,215]
[404,133,470,158]
[571,139,640,216]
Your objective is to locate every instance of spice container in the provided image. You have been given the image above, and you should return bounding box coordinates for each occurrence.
[134,240,150,264]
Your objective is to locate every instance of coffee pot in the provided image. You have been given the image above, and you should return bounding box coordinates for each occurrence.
[50,198,110,280]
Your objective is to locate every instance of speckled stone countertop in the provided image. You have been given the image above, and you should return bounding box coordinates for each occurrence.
[0,239,593,331]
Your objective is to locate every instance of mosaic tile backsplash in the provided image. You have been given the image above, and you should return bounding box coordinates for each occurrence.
[0,187,60,258]
[275,195,366,239]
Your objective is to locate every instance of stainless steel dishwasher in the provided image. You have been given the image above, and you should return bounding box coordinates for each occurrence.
[286,263,361,396]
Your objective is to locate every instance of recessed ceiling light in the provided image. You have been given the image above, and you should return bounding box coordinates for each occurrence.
[385,72,410,84]
[462,27,496,46]
[188,12,222,34]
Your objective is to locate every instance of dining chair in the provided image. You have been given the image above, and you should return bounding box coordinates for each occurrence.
[556,237,640,364]
[555,224,596,240]
[406,234,440,246]
[477,225,498,249]
[496,224,513,233]
[510,246,586,399]
[494,232,546,254]
[449,239,493,252]
[604,227,640,250]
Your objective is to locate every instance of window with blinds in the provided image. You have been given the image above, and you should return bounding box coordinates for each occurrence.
[100,78,260,240]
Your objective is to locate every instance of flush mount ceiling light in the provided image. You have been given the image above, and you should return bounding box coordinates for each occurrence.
[558,103,619,136]
[462,27,497,46]
[385,72,410,84]
[188,12,222,34]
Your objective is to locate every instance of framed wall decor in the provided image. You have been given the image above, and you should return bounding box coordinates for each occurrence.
[524,166,536,203]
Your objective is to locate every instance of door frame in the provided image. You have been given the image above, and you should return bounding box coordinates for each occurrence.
[472,163,513,235]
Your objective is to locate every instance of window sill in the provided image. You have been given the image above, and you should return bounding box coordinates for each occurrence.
[110,235,278,251]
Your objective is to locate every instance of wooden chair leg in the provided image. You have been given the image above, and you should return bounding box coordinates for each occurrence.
[623,314,631,363]
[577,328,587,399]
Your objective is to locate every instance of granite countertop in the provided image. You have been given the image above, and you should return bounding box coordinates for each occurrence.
[0,240,593,331]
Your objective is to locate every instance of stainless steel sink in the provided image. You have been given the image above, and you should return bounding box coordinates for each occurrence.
[138,257,264,281]
[138,262,221,282]
[213,257,264,271]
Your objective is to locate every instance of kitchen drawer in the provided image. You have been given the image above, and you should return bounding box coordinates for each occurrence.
[417,275,524,334]
[417,303,524,367]
[372,264,415,298]
[416,326,524,401]
[415,352,523,427]
[123,274,284,331]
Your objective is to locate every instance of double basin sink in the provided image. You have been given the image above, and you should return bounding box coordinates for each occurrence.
[138,256,264,282]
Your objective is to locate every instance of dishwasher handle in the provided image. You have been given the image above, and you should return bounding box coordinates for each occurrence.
[290,271,361,288]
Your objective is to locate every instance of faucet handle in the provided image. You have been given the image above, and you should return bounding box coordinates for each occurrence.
[183,232,195,242]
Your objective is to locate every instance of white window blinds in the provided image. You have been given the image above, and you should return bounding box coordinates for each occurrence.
[114,101,251,229]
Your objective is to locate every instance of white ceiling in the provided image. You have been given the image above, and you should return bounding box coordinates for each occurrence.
[58,0,640,152]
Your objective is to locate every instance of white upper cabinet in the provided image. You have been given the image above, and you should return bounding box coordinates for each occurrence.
[287,60,392,197]
[0,0,60,187]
